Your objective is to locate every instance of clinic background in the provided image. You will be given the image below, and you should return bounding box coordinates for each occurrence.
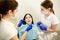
[11,0,60,31]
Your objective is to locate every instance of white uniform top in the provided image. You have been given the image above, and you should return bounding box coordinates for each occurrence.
[0,19,17,40]
[40,13,59,29]
[38,13,59,40]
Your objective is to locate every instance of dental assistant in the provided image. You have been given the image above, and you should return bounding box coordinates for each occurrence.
[37,0,59,40]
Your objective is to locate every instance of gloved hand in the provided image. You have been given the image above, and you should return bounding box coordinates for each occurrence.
[39,25,47,31]
[37,22,42,26]
[17,19,24,27]
[25,24,33,32]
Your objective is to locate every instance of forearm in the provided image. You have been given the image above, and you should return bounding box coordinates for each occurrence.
[19,31,28,40]
[19,24,32,40]
[47,24,58,32]
[47,28,56,32]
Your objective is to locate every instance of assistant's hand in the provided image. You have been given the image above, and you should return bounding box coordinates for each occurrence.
[39,25,47,31]
[37,22,42,26]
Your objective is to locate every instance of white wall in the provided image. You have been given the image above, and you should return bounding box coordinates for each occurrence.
[16,0,44,21]
[52,0,60,31]
[16,0,60,31]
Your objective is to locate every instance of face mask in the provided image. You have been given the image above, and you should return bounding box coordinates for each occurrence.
[41,11,48,15]
[10,14,16,19]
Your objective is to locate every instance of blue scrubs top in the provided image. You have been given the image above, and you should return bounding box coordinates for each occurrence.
[18,24,39,40]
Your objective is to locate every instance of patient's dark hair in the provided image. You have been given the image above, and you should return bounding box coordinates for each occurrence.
[0,0,18,21]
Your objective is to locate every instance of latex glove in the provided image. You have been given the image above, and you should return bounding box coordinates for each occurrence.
[39,25,47,31]
[17,19,24,27]
[37,22,42,26]
[25,24,33,32]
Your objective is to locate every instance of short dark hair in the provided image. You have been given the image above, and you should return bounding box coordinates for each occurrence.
[23,13,34,24]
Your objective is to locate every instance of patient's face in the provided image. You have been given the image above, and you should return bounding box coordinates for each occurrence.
[25,15,32,24]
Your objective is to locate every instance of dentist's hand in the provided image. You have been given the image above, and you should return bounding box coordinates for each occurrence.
[17,19,24,27]
[25,24,33,32]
